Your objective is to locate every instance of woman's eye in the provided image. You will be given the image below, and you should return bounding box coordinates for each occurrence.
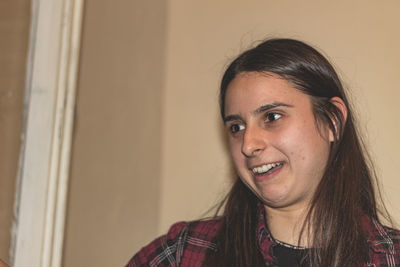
[266,113,282,122]
[229,124,245,133]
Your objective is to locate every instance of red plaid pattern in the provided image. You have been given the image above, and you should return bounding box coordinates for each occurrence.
[126,220,220,267]
[126,207,400,266]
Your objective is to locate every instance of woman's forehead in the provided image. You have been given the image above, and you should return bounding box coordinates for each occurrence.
[224,72,311,116]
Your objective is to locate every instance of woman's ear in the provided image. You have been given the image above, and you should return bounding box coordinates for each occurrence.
[328,96,348,142]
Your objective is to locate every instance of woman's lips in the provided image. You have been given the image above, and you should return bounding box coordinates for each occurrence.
[252,162,284,182]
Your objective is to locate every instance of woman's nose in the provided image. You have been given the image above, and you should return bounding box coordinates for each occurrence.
[241,125,266,157]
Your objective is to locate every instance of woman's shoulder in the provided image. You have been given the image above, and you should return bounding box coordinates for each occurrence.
[381,224,400,250]
[362,216,400,264]
[362,217,400,245]
[383,224,400,237]
[183,217,223,239]
[159,217,223,244]
[125,218,223,267]
[365,218,400,243]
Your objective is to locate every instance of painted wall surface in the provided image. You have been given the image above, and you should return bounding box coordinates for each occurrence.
[63,0,400,266]
[62,1,167,266]
[0,0,30,262]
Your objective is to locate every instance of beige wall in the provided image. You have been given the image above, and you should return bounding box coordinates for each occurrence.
[0,0,30,262]
[63,0,400,266]
[62,1,167,266]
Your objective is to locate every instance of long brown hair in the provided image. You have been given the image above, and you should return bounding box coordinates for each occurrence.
[206,38,389,266]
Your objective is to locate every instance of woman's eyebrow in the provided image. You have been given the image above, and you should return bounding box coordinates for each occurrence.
[224,102,292,124]
[253,102,293,115]
[223,114,242,124]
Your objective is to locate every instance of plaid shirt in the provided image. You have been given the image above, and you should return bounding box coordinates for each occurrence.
[126,207,400,267]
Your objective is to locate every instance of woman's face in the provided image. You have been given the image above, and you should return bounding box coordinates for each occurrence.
[224,72,332,211]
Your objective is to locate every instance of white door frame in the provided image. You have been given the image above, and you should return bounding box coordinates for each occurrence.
[11,0,84,266]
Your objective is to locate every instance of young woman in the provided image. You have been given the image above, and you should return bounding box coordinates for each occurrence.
[127,38,400,266]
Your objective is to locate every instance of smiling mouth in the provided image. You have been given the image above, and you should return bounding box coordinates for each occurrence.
[252,162,283,175]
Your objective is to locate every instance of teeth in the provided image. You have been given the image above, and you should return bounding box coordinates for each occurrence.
[252,162,281,174]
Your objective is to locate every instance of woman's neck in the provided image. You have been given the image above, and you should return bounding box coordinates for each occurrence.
[264,204,311,247]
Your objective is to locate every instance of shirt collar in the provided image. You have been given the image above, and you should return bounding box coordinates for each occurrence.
[256,203,396,260]
[256,203,276,262]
